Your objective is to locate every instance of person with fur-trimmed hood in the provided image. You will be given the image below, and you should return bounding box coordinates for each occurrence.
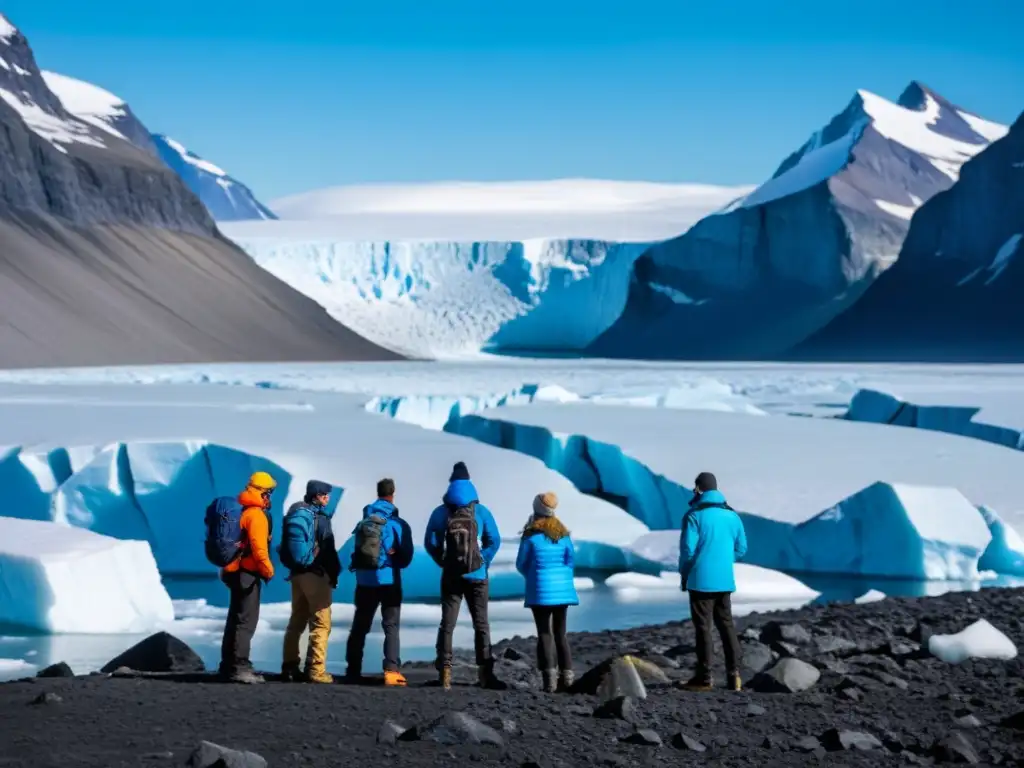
[515,491,578,692]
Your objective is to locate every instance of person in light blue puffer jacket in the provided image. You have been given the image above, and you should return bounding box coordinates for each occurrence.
[516,491,578,692]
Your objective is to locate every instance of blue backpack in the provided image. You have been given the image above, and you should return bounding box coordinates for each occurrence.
[204,496,245,567]
[279,504,318,571]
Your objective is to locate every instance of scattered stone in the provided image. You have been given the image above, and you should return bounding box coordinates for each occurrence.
[501,647,525,661]
[670,732,706,752]
[771,640,801,658]
[496,718,519,734]
[377,721,407,745]
[814,634,858,655]
[750,658,820,693]
[36,662,74,678]
[838,686,863,702]
[571,656,648,701]
[740,642,775,673]
[816,656,851,675]
[953,714,982,729]
[794,736,824,753]
[869,671,910,690]
[882,732,907,752]
[593,695,635,722]
[999,711,1024,730]
[663,643,696,659]
[906,622,934,647]
[400,712,504,747]
[745,703,766,717]
[620,729,661,747]
[762,734,784,749]
[930,732,980,764]
[712,735,729,748]
[141,751,174,760]
[760,621,812,645]
[820,728,882,752]
[741,627,761,641]
[29,692,62,706]
[185,741,267,768]
[100,632,205,674]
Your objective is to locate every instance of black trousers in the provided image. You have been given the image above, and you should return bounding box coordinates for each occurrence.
[436,573,491,667]
[689,590,741,677]
[530,605,572,672]
[220,570,262,674]
[346,584,403,672]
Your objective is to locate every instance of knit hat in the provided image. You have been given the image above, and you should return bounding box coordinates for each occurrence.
[449,461,470,481]
[305,480,332,499]
[532,492,558,518]
[694,472,718,492]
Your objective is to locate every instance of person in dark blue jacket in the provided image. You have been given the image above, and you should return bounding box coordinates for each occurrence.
[515,491,578,693]
[424,461,505,690]
[678,471,748,692]
[344,478,414,686]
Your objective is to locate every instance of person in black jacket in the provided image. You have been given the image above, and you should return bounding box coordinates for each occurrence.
[281,480,342,683]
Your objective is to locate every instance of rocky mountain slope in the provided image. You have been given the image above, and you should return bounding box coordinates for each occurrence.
[588,83,1007,360]
[0,15,396,367]
[791,109,1024,362]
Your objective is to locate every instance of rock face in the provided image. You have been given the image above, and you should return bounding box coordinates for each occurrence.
[589,82,1007,360]
[0,14,397,368]
[153,134,277,222]
[792,109,1024,362]
[99,632,205,674]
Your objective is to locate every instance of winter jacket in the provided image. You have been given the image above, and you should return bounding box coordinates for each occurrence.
[352,499,414,587]
[516,519,578,607]
[678,490,747,593]
[424,479,500,582]
[285,501,342,587]
[223,487,274,581]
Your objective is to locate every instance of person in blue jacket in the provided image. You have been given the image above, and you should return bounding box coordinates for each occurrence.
[344,478,414,686]
[679,471,748,692]
[515,491,578,693]
[424,461,505,690]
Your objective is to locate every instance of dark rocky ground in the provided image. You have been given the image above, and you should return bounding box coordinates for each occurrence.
[2,588,1023,768]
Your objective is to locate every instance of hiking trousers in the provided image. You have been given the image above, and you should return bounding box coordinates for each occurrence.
[436,573,492,668]
[530,605,573,672]
[220,570,262,675]
[689,590,741,678]
[282,571,333,675]
[346,583,403,673]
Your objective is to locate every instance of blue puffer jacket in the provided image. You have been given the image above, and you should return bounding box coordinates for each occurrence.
[353,499,414,587]
[424,479,500,582]
[516,526,578,607]
[679,490,748,593]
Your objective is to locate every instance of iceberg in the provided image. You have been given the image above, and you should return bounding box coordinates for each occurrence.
[0,516,173,633]
[928,618,1018,664]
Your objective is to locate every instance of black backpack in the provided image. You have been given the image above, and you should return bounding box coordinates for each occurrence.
[444,503,482,574]
[350,514,387,571]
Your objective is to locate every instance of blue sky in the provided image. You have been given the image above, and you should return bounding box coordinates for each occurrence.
[8,0,1023,201]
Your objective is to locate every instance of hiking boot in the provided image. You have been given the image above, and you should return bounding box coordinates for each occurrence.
[228,668,265,685]
[478,662,508,691]
[440,667,452,691]
[306,669,334,684]
[384,670,407,687]
[541,669,558,693]
[558,669,575,692]
[280,663,302,683]
[727,671,742,692]
[681,674,714,692]
[343,668,363,684]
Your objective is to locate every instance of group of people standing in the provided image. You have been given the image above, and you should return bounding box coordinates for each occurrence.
[212,464,747,693]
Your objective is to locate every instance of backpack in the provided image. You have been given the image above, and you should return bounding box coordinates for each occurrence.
[443,503,483,574]
[204,496,245,567]
[350,515,388,570]
[279,504,318,571]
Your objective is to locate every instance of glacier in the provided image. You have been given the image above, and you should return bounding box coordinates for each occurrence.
[0,516,173,634]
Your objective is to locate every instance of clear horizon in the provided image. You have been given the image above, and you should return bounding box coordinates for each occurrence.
[7,0,1023,201]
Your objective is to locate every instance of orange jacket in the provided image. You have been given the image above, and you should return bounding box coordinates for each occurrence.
[223,488,275,580]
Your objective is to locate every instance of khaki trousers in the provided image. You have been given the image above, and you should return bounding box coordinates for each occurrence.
[282,571,333,674]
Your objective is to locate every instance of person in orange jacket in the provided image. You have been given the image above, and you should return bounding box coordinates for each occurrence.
[219,471,277,683]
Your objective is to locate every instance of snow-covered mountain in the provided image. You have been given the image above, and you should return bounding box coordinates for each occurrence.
[0,13,395,367]
[222,181,752,357]
[152,134,276,222]
[791,108,1024,361]
[588,82,1008,360]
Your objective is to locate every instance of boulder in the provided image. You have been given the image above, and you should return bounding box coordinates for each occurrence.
[794,736,824,754]
[37,662,74,678]
[745,703,766,717]
[400,712,504,747]
[750,658,820,693]
[570,656,648,701]
[620,729,662,747]
[593,695,636,722]
[760,622,812,645]
[820,729,882,752]
[29,692,62,706]
[930,732,980,764]
[100,632,205,674]
[814,635,858,655]
[377,721,407,745]
[740,642,775,674]
[186,741,267,768]
[670,733,706,752]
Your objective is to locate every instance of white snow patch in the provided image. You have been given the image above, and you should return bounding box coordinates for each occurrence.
[874,199,917,220]
[958,110,1010,143]
[0,16,17,40]
[160,135,228,177]
[649,282,704,305]
[928,618,1017,663]
[41,71,129,141]
[986,233,1022,284]
[855,589,887,604]
[0,87,106,153]
[0,516,174,634]
[605,564,819,604]
[0,58,8,71]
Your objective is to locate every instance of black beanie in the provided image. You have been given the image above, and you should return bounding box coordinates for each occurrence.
[305,480,332,499]
[694,472,717,492]
[449,461,470,481]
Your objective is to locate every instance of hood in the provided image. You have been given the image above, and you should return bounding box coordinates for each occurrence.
[239,487,268,509]
[364,499,396,519]
[443,479,479,508]
[690,489,728,508]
